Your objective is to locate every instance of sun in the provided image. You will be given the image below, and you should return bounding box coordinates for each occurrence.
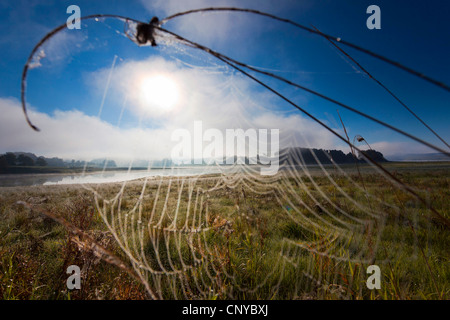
[139,75,179,111]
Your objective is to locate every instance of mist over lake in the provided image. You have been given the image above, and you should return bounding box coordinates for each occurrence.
[0,166,233,187]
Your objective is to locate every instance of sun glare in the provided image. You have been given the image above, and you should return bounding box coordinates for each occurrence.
[139,75,179,111]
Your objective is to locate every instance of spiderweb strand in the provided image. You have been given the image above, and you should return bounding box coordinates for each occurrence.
[19,10,450,299]
[22,9,450,132]
[21,14,142,132]
[154,26,450,229]
[155,26,450,158]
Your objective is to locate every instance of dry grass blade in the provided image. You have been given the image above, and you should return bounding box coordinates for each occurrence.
[16,200,158,300]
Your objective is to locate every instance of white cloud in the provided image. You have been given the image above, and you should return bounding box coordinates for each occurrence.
[93,56,276,128]
[252,112,337,150]
[1,54,344,163]
[2,93,430,163]
[0,97,173,161]
[0,93,338,164]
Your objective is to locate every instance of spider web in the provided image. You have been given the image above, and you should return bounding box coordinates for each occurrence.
[21,11,449,300]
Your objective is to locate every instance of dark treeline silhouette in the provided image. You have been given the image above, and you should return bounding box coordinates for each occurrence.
[279,147,387,165]
[0,152,65,168]
[0,152,117,174]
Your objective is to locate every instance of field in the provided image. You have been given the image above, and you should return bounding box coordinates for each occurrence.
[0,162,448,300]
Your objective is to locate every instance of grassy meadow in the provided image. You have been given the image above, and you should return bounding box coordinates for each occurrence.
[0,162,448,300]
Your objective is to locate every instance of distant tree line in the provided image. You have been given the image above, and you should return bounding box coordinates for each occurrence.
[170,148,387,166]
[279,148,387,165]
[0,152,48,169]
[0,152,117,173]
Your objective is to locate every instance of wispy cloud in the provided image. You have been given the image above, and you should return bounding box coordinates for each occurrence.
[368,141,431,158]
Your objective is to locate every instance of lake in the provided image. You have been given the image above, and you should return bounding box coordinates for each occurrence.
[0,166,234,187]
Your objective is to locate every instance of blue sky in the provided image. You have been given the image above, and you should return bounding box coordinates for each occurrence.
[0,0,449,160]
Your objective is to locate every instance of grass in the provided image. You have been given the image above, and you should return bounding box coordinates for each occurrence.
[0,162,448,300]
